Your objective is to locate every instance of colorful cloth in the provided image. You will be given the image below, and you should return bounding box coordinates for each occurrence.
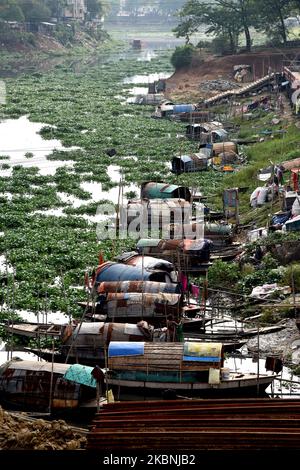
[179,273,188,292]
[191,284,200,298]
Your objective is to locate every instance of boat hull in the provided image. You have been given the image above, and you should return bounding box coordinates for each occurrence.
[107,375,274,399]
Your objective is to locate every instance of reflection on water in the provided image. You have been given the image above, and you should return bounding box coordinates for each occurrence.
[128,86,149,95]
[137,50,158,62]
[0,255,14,274]
[123,72,172,84]
[0,116,77,176]
[80,164,139,206]
[226,356,300,398]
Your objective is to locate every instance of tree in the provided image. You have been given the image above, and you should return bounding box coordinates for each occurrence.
[171,43,195,69]
[86,0,107,19]
[174,0,242,54]
[214,0,255,52]
[202,5,242,54]
[254,0,292,45]
[0,1,24,21]
[44,0,67,19]
[18,0,51,22]
[106,0,120,18]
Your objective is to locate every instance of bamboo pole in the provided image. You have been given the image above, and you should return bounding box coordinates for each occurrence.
[48,339,55,414]
[256,321,260,397]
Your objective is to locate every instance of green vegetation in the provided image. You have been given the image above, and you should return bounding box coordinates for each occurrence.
[282,264,300,293]
[0,0,109,49]
[0,47,203,315]
[170,44,195,70]
[174,0,300,53]
[208,259,240,290]
[0,0,104,22]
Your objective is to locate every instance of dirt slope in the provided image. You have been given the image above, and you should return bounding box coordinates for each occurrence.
[166,48,300,102]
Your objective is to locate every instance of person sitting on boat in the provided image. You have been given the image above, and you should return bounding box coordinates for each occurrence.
[166,314,181,342]
[137,320,154,340]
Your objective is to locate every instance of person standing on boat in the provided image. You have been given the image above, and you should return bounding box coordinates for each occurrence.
[166,314,181,342]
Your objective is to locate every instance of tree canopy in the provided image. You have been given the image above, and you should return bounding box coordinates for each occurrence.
[0,0,107,22]
[174,0,300,53]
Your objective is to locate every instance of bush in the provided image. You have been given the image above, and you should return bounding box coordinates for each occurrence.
[282,264,300,293]
[54,24,75,46]
[239,268,283,293]
[170,45,195,70]
[208,259,240,289]
[210,35,234,55]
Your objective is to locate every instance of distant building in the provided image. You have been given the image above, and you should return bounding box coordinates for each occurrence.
[63,0,87,21]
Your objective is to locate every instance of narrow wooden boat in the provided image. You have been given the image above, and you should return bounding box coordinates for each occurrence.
[106,342,275,398]
[0,360,107,412]
[3,323,64,339]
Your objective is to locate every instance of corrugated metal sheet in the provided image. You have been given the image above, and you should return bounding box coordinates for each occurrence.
[212,129,228,139]
[105,292,182,306]
[2,360,70,374]
[101,293,183,319]
[204,73,276,106]
[97,281,180,294]
[60,322,149,363]
[64,322,144,346]
[87,399,300,451]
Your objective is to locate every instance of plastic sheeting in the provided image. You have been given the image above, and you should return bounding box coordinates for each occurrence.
[95,262,171,283]
[183,342,222,362]
[250,187,269,207]
[292,197,300,217]
[63,364,97,388]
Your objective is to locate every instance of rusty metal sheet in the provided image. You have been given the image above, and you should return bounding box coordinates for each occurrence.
[97,281,180,294]
[87,399,300,451]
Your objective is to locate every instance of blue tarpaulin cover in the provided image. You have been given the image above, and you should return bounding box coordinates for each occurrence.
[108,341,145,357]
[272,213,290,225]
[63,364,97,388]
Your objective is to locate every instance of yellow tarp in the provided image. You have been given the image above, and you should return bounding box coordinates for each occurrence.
[183,342,222,358]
